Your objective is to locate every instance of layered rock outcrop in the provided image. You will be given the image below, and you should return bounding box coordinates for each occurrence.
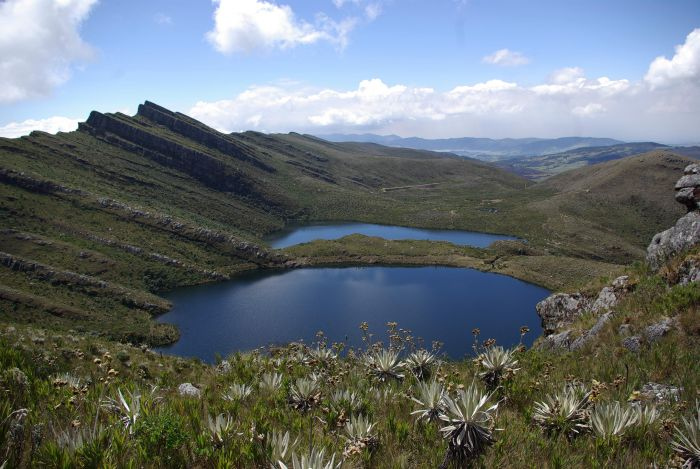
[536,276,629,350]
[647,163,700,270]
[136,101,274,172]
[537,162,699,350]
[81,111,252,194]
[536,275,629,337]
[0,168,85,195]
[0,252,170,314]
[536,293,590,335]
[78,108,288,215]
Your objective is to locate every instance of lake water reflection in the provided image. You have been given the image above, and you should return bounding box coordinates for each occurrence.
[265,222,518,249]
[156,266,549,363]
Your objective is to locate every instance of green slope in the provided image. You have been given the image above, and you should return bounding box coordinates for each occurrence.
[498,142,700,180]
[0,101,691,343]
[0,102,531,343]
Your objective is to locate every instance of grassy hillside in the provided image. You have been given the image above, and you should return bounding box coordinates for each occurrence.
[1,101,698,468]
[0,101,691,345]
[0,248,697,468]
[498,142,700,180]
[0,102,533,344]
[527,151,688,251]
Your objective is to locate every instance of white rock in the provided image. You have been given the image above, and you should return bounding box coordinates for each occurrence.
[177,383,201,398]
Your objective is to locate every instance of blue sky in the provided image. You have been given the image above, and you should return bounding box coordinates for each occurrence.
[0,0,699,142]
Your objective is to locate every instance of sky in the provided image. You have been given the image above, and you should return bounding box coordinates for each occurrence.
[0,0,699,143]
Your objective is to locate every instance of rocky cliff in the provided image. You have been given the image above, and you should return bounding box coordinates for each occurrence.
[78,105,288,214]
[647,163,700,270]
[136,101,274,172]
[536,162,700,350]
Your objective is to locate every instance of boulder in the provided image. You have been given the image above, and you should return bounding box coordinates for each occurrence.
[538,330,572,350]
[590,287,617,313]
[644,317,676,343]
[647,211,700,270]
[647,163,700,270]
[612,275,630,290]
[622,335,642,353]
[536,293,590,335]
[177,383,201,398]
[640,382,681,404]
[677,257,700,284]
[674,163,700,210]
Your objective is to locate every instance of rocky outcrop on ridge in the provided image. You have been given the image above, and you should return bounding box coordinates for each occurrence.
[136,101,274,172]
[537,163,700,350]
[647,163,700,270]
[80,111,255,194]
[78,107,289,215]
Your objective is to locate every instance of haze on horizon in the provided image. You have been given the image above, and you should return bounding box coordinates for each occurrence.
[0,0,699,143]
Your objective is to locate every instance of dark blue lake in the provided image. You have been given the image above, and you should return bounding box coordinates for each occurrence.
[265,222,518,249]
[156,267,549,363]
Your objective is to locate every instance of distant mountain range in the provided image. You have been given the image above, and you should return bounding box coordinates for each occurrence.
[497,143,700,180]
[318,133,624,161]
[319,133,700,179]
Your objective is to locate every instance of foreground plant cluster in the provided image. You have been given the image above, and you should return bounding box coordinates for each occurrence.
[1,259,699,468]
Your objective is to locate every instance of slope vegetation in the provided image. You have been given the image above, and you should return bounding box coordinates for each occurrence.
[499,142,700,179]
[0,101,692,344]
[0,245,697,468]
[0,102,530,343]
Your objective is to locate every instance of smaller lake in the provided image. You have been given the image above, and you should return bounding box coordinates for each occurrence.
[156,267,549,363]
[265,222,518,249]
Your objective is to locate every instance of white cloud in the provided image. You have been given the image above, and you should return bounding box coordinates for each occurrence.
[364,3,382,21]
[333,0,383,21]
[550,67,585,84]
[206,0,357,53]
[0,0,97,103]
[0,116,79,138]
[332,0,360,7]
[572,103,606,117]
[188,60,700,142]
[645,28,700,89]
[482,48,530,67]
[532,69,630,96]
[154,13,173,25]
